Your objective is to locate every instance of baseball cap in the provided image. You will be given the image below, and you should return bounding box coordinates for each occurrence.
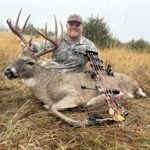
[67,14,82,24]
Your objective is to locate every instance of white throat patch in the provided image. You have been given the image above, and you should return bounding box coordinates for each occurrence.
[22,78,36,87]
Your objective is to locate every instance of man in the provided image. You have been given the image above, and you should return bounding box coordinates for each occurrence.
[32,14,99,72]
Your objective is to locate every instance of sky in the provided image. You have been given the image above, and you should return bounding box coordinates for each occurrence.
[0,0,150,43]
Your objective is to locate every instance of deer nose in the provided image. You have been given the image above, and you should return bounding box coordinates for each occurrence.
[4,68,14,79]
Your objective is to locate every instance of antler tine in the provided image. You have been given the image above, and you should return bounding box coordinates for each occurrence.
[44,23,48,47]
[35,29,58,48]
[58,20,63,46]
[7,9,31,45]
[34,28,58,57]
[28,35,33,48]
[21,14,31,33]
[45,23,48,36]
[15,8,22,29]
[35,16,64,57]
[53,15,58,42]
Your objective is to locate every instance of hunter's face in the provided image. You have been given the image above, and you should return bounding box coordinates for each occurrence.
[66,21,83,40]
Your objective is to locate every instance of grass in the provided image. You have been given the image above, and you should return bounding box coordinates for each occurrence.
[0,32,150,150]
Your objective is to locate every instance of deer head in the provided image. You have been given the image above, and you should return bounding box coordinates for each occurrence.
[5,9,63,79]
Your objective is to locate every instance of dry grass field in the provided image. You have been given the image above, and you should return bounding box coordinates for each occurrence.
[0,32,150,150]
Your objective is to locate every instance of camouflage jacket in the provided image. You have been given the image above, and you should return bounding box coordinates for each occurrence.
[33,33,98,72]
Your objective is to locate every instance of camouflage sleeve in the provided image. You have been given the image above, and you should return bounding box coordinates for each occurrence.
[86,40,98,54]
[74,37,98,55]
[32,42,53,53]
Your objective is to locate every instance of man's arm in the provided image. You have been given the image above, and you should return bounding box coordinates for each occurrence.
[86,42,113,76]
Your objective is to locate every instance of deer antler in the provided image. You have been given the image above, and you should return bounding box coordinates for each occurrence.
[35,15,63,57]
[7,8,31,45]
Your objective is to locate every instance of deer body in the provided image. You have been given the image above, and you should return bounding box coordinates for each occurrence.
[5,50,147,126]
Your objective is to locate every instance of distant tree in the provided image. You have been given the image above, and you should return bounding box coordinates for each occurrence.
[109,38,123,48]
[22,23,37,36]
[127,39,150,51]
[0,23,8,32]
[83,15,112,49]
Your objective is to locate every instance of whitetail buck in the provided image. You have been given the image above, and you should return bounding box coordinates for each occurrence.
[4,10,146,127]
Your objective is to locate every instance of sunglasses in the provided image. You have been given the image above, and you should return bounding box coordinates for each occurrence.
[68,22,81,27]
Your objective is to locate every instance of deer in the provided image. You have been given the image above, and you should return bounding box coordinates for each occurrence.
[4,10,147,127]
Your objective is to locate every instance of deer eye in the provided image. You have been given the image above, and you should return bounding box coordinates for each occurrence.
[26,62,35,66]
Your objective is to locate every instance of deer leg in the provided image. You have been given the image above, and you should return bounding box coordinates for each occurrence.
[86,92,127,107]
[136,87,147,98]
[50,106,87,127]
[50,104,114,127]
[50,95,88,127]
[50,95,116,127]
[86,94,106,107]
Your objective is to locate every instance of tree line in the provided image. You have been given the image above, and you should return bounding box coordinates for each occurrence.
[82,15,150,52]
[0,16,150,52]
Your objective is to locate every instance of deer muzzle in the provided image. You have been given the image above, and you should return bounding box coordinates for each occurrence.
[4,67,18,79]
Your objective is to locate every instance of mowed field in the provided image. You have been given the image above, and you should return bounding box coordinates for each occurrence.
[0,32,150,150]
